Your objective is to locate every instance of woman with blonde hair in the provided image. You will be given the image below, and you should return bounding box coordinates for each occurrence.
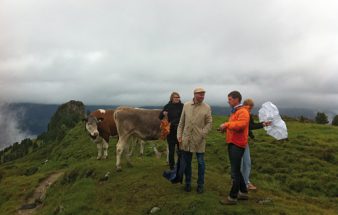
[159,92,184,170]
[242,98,271,190]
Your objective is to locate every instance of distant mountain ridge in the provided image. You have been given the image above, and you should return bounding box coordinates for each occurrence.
[6,102,333,137]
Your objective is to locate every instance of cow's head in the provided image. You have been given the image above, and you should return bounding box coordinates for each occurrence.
[83,115,103,139]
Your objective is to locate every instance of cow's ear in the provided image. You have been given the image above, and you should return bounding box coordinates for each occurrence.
[97,117,104,122]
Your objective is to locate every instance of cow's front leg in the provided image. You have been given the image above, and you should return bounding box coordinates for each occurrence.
[127,141,133,157]
[102,139,109,159]
[96,142,103,160]
[139,140,144,156]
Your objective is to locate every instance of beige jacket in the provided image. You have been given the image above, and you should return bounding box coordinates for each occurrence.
[177,100,213,153]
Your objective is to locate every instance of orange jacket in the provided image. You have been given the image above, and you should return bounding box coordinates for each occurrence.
[222,106,250,148]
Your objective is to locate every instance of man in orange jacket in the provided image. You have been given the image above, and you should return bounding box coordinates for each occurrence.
[219,91,250,205]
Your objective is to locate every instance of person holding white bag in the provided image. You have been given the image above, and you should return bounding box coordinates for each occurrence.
[242,99,271,190]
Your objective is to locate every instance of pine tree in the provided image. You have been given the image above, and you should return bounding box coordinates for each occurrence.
[315,112,329,124]
[332,115,338,126]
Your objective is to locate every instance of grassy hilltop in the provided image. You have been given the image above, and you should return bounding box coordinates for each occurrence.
[0,115,337,215]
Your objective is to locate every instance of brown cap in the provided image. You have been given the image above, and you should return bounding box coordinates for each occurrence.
[194,87,206,94]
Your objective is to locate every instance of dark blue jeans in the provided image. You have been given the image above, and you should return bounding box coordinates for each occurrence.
[182,151,205,186]
[228,143,248,198]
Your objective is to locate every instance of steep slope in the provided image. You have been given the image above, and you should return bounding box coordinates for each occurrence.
[0,100,85,164]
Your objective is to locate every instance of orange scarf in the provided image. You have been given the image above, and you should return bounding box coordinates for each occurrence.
[160,116,171,140]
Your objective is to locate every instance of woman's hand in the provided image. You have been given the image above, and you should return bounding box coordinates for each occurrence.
[263,121,272,127]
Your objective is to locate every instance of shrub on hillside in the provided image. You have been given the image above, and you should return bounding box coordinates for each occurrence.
[315,112,329,124]
[24,166,39,176]
[332,115,338,126]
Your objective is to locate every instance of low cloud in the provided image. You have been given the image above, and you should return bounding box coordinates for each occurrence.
[0,103,34,150]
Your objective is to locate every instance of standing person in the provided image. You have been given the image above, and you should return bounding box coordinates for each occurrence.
[219,91,250,205]
[177,87,212,194]
[241,98,271,190]
[159,92,184,170]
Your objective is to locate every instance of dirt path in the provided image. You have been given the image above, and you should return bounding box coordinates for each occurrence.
[17,171,64,215]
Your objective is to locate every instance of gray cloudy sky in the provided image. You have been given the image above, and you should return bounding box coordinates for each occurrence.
[1,0,338,112]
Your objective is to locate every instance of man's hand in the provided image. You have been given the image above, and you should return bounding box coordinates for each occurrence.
[178,136,182,143]
[218,124,226,133]
[163,111,168,116]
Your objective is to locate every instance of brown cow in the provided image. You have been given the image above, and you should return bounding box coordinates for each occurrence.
[84,109,117,160]
[114,107,162,171]
[84,109,146,160]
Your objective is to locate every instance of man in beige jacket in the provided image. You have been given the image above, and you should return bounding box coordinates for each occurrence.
[177,87,213,193]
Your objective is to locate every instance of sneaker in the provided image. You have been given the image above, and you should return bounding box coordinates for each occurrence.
[184,184,191,192]
[247,183,257,190]
[197,186,204,194]
[219,196,238,205]
[238,191,249,200]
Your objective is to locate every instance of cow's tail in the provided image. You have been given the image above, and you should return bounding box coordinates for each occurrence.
[113,110,120,133]
[113,109,126,138]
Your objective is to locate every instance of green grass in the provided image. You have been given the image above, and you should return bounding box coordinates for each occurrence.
[0,116,337,214]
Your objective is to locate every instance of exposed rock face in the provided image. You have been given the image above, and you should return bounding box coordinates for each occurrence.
[38,100,85,143]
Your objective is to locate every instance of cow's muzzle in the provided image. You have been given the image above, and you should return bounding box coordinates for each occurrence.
[89,131,99,139]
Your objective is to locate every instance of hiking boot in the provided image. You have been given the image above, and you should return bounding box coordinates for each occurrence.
[247,183,257,190]
[197,185,204,194]
[184,184,191,192]
[219,196,238,205]
[238,191,249,200]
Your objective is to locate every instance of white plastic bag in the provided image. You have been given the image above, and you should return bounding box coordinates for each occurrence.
[258,102,288,140]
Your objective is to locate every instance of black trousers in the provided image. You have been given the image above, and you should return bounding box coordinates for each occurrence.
[228,143,248,198]
[167,128,179,169]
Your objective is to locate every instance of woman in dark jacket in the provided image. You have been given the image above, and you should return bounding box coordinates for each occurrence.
[242,99,271,190]
[249,114,264,139]
[159,92,184,170]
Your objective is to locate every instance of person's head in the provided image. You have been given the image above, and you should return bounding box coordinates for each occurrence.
[228,91,242,108]
[243,98,254,112]
[170,92,181,104]
[193,87,206,103]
